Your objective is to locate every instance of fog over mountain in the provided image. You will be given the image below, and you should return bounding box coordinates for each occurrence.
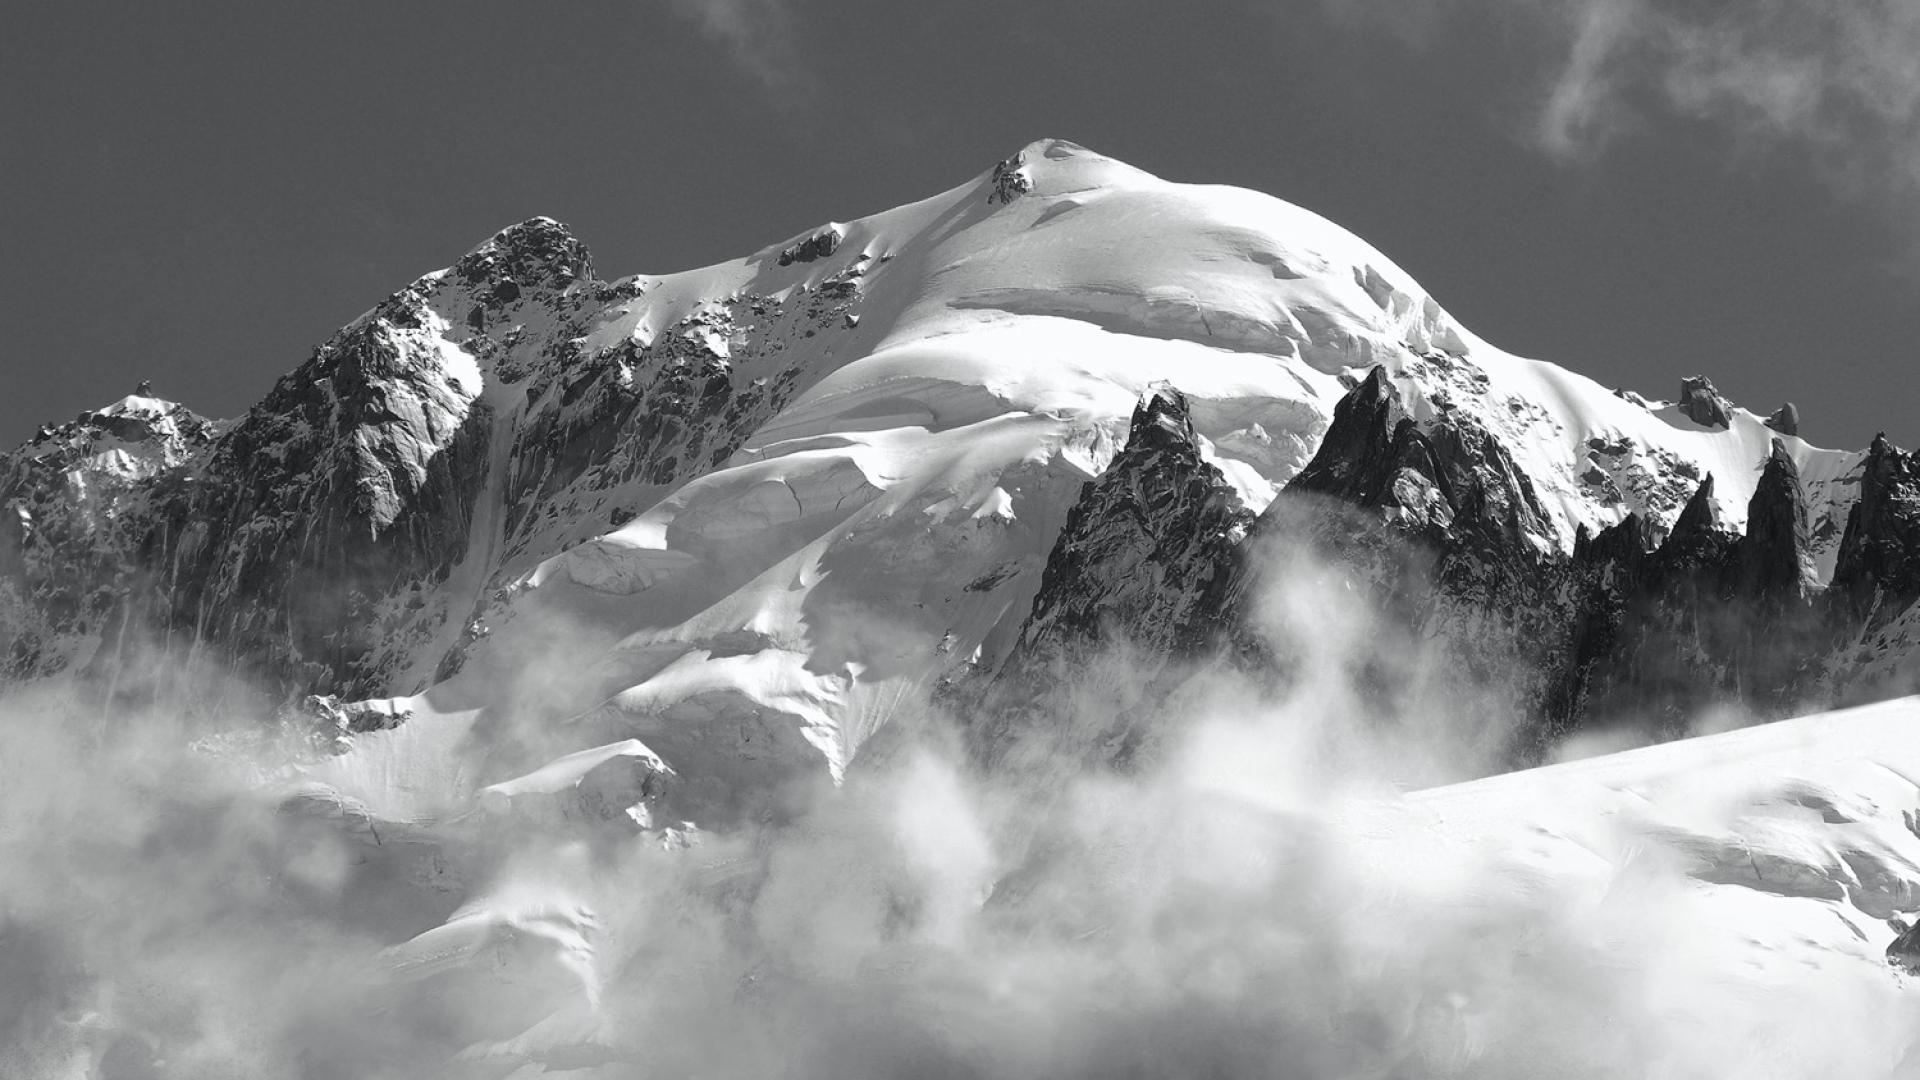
[6,140,1920,1078]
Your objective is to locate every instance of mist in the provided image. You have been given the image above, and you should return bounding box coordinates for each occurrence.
[4,552,1918,1079]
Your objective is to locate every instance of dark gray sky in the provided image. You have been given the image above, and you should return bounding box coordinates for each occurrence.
[5,1,1916,449]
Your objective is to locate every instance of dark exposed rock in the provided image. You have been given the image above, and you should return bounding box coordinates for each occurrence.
[502,296,814,552]
[1739,439,1815,606]
[988,152,1033,205]
[1009,386,1252,659]
[969,386,1254,766]
[1679,375,1734,429]
[280,693,413,755]
[455,216,594,298]
[1889,919,1920,975]
[144,318,498,700]
[1555,439,1825,735]
[1831,434,1920,632]
[979,365,1871,771]
[1285,367,1399,501]
[1232,366,1569,756]
[2,204,887,715]
[776,226,842,266]
[1665,475,1730,564]
[1765,403,1800,437]
[0,222,605,707]
[1555,478,1740,737]
[1250,375,1823,746]
[0,398,218,681]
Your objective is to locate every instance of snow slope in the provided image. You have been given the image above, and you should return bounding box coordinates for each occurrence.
[329,696,1920,1076]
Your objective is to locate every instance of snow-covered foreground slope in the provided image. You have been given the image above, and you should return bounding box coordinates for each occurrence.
[435,695,1920,1074]
[352,696,1920,1077]
[13,679,1920,1077]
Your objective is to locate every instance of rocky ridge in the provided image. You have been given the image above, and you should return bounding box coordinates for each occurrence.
[1,213,871,711]
[983,368,1920,765]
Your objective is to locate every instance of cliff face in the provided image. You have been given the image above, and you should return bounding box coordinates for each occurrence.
[968,387,1255,766]
[43,219,584,703]
[0,395,218,682]
[0,203,884,715]
[1556,440,1827,739]
[992,370,1904,767]
[1832,435,1920,631]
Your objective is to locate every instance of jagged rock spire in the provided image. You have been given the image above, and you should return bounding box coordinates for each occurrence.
[454,216,594,302]
[968,383,1255,767]
[1737,438,1814,604]
[1291,367,1395,496]
[1832,432,1920,629]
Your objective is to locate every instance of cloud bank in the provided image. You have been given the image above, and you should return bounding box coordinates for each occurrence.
[5,548,1919,1077]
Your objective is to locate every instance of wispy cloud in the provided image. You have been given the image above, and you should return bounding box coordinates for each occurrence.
[1536,0,1640,160]
[664,0,810,93]
[1547,0,1920,186]
[1329,0,1920,200]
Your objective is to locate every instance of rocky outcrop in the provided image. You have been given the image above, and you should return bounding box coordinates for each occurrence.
[1224,366,1572,755]
[0,219,600,705]
[453,215,594,306]
[969,387,1254,766]
[977,368,1581,768]
[1766,403,1800,437]
[0,202,891,713]
[981,368,1870,770]
[1679,375,1734,429]
[1280,367,1557,552]
[1555,479,1741,735]
[278,693,413,755]
[7,186,926,720]
[127,223,567,701]
[497,263,864,575]
[504,299,813,549]
[1543,435,1827,734]
[1830,435,1920,632]
[988,151,1033,204]
[0,396,218,680]
[1739,439,1816,606]
[1888,919,1920,975]
[776,226,842,266]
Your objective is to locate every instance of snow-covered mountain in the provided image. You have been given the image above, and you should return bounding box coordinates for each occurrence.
[9,139,1910,796]
[9,138,1920,1075]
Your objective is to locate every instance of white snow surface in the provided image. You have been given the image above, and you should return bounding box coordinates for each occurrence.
[287,139,1864,833]
[337,696,1920,1075]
